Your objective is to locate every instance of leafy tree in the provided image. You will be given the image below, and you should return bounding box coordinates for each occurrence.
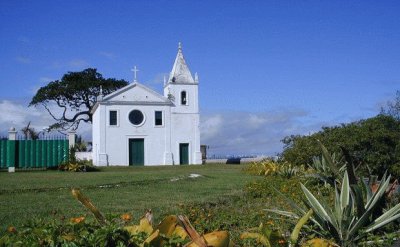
[29,68,128,131]
[280,115,400,177]
[381,90,400,120]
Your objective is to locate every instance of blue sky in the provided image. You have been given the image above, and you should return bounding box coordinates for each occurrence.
[0,1,399,156]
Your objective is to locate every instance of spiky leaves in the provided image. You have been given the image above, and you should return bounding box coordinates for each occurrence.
[301,172,400,246]
[268,171,400,246]
[308,141,346,186]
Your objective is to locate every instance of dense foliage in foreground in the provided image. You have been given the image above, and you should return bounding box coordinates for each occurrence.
[280,115,400,177]
[248,145,400,246]
[2,171,399,246]
[2,147,400,246]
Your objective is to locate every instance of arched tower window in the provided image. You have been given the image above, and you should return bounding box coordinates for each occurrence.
[181,91,187,105]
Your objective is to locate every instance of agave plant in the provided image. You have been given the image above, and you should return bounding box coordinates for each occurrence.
[277,162,303,178]
[268,171,400,246]
[307,142,346,186]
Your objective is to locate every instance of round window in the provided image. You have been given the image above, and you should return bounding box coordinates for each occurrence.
[128,110,144,125]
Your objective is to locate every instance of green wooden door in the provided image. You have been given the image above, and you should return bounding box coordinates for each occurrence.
[179,143,189,165]
[129,139,144,166]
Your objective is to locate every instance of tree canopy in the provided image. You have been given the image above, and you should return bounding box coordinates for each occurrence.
[30,68,128,131]
[280,114,400,177]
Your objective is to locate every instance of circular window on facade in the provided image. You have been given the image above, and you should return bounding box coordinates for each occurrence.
[128,110,144,125]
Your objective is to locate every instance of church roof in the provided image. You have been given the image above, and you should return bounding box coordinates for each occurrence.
[168,43,195,84]
[91,82,172,114]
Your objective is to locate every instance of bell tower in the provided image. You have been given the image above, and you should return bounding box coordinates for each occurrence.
[164,42,199,114]
[164,43,201,164]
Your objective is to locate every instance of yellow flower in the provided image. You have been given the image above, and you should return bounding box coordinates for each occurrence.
[70,216,85,224]
[7,226,17,233]
[121,213,133,221]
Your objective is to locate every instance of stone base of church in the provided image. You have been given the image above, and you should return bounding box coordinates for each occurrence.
[163,152,174,165]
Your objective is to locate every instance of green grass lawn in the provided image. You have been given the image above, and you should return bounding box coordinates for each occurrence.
[2,163,399,246]
[0,164,257,231]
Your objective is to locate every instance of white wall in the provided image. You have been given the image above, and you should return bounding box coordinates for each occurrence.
[76,152,92,161]
[167,82,201,165]
[92,108,100,165]
[93,103,172,166]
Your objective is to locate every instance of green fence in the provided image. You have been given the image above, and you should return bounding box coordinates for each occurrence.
[0,139,69,169]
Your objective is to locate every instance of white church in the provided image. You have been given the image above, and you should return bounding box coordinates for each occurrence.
[91,44,202,166]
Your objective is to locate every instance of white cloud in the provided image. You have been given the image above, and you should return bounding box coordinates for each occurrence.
[0,100,91,139]
[248,114,267,127]
[0,100,47,134]
[201,114,223,140]
[200,110,320,156]
[0,100,326,156]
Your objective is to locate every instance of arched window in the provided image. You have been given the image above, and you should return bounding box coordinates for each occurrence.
[181,91,187,105]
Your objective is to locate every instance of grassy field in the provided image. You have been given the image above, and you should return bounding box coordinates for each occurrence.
[0,164,258,231]
[3,163,399,245]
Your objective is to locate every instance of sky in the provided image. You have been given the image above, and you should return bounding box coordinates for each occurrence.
[0,1,399,156]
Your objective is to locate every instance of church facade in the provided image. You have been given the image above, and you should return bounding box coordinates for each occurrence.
[91,44,202,166]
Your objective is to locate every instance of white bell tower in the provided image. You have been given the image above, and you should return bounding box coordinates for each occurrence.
[164,43,201,164]
[164,42,199,114]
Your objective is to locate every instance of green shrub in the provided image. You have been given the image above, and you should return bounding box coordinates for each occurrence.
[58,147,98,172]
[58,159,98,172]
[280,115,400,178]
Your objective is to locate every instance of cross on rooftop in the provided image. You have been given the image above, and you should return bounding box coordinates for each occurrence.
[131,66,139,82]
